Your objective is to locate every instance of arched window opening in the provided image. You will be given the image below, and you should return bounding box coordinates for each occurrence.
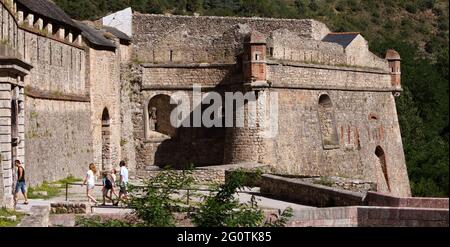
[318,94,339,149]
[101,108,111,170]
[375,146,391,192]
[148,95,177,138]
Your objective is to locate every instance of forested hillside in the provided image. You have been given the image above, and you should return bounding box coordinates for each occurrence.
[54,0,449,197]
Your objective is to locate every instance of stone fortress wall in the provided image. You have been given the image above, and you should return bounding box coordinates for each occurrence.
[128,13,410,197]
[0,0,413,208]
[0,0,93,186]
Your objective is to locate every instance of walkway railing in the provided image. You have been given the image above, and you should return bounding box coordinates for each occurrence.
[64,182,219,206]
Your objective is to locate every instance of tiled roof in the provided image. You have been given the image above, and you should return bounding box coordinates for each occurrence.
[75,21,116,49]
[322,32,360,48]
[16,0,78,30]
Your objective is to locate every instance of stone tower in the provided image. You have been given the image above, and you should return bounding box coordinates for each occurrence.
[386,49,402,91]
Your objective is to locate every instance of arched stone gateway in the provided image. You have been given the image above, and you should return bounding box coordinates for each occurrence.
[101,108,111,170]
[375,146,391,193]
[146,94,177,138]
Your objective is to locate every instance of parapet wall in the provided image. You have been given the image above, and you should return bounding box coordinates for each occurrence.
[365,192,449,209]
[260,174,365,207]
[1,1,87,97]
[288,206,449,227]
[132,13,330,64]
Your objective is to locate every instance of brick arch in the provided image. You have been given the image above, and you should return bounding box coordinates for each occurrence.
[318,94,339,149]
[101,108,111,170]
[375,146,391,192]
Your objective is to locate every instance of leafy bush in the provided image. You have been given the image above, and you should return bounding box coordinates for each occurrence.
[264,207,294,227]
[192,170,265,227]
[405,3,418,14]
[127,168,194,227]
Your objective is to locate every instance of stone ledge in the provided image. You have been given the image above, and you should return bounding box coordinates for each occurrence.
[141,63,236,68]
[287,206,449,227]
[364,192,449,209]
[267,60,389,74]
[25,87,90,102]
[260,174,365,207]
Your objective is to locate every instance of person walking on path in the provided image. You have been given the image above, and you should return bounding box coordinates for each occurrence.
[82,163,98,205]
[114,161,129,206]
[13,160,28,207]
[101,171,116,206]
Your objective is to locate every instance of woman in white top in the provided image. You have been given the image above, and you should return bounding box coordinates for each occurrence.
[82,163,98,205]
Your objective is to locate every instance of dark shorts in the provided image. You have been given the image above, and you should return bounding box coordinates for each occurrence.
[15,181,27,194]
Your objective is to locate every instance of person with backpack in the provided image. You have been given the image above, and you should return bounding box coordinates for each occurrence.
[101,171,115,206]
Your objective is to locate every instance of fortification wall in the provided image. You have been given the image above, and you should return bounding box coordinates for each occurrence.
[1,1,93,186]
[141,64,241,88]
[264,88,410,197]
[132,13,330,64]
[268,29,347,65]
[1,2,87,96]
[25,97,92,186]
[345,35,388,69]
[88,47,122,171]
[267,62,392,90]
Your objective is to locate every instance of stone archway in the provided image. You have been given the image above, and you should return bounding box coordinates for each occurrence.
[101,108,111,171]
[147,94,177,138]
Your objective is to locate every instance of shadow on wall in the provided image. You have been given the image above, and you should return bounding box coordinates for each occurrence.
[151,64,244,170]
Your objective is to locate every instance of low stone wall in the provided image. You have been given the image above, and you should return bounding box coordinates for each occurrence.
[287,206,449,227]
[260,174,365,207]
[18,205,50,227]
[299,177,376,194]
[358,207,449,227]
[364,192,449,209]
[50,202,89,214]
[288,207,359,227]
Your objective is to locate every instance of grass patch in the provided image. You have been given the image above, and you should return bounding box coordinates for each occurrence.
[57,175,83,185]
[0,208,25,227]
[75,215,135,227]
[28,176,83,200]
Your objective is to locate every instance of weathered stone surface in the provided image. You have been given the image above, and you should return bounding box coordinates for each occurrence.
[287,206,449,227]
[50,202,89,215]
[18,205,50,227]
[1,0,417,209]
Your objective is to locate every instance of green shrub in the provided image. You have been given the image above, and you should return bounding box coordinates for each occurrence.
[264,207,294,227]
[192,170,265,227]
[127,168,194,227]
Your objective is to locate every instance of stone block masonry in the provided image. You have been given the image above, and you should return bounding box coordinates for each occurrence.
[25,97,93,186]
[260,174,365,207]
[0,0,423,208]
[287,206,449,227]
[50,202,88,214]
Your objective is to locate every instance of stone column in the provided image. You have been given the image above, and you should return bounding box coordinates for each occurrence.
[0,82,13,208]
